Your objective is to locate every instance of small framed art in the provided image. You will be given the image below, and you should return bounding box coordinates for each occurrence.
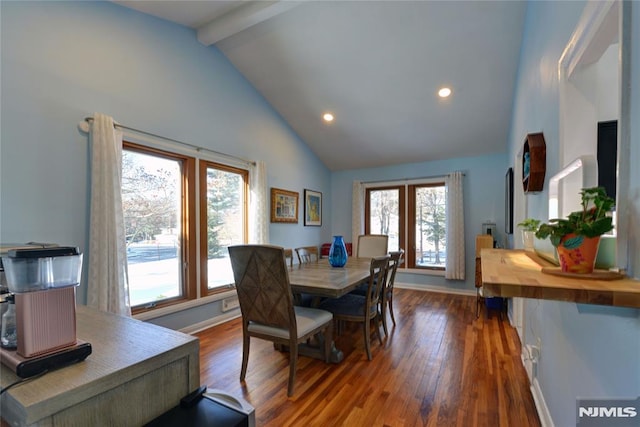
[304,189,322,226]
[270,187,299,223]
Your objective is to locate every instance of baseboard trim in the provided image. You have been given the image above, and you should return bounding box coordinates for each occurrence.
[531,377,554,427]
[395,282,475,296]
[180,310,241,335]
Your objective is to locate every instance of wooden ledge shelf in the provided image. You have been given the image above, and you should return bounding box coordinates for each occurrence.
[480,249,640,308]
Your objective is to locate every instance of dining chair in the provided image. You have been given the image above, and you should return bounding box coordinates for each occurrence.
[283,248,294,268]
[293,246,320,307]
[380,249,404,336]
[356,234,389,258]
[350,249,403,337]
[319,255,390,360]
[228,244,333,397]
[295,246,319,264]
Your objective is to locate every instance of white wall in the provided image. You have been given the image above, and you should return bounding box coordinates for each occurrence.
[331,152,508,294]
[0,1,331,329]
[508,1,640,426]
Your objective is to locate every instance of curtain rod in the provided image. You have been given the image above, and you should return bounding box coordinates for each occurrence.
[362,172,466,185]
[84,117,256,166]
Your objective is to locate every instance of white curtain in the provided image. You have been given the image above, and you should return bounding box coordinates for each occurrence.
[351,181,364,256]
[445,171,465,280]
[249,160,268,244]
[87,113,131,316]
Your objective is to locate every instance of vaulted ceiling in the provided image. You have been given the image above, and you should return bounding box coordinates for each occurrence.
[114,1,527,171]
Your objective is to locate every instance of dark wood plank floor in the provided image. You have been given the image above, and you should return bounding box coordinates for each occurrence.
[196,289,541,427]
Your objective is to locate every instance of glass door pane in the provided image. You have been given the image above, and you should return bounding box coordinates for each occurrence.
[204,165,246,290]
[368,188,400,251]
[414,185,446,268]
[123,150,183,307]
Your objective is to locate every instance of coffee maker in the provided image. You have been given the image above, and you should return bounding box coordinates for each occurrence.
[0,246,91,377]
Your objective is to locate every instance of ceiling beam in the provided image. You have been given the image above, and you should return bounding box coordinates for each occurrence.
[197,1,301,46]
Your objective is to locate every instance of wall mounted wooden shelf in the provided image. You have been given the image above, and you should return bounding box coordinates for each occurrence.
[481,249,640,308]
[522,132,546,193]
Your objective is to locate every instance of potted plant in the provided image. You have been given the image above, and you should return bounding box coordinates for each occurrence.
[535,187,615,273]
[517,218,541,251]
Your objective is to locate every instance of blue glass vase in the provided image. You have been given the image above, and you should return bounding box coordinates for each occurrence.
[328,235,348,267]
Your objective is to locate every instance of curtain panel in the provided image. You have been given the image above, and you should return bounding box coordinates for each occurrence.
[87,113,131,316]
[351,181,364,256]
[249,160,268,244]
[445,171,465,280]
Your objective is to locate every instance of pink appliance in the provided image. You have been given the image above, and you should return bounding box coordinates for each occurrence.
[2,247,82,357]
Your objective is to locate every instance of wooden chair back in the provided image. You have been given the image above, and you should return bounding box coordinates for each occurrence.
[385,249,404,296]
[229,245,296,331]
[379,249,404,335]
[365,255,391,315]
[295,246,319,264]
[284,248,294,268]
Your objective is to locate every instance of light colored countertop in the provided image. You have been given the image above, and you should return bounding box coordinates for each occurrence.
[0,305,199,426]
[481,249,640,308]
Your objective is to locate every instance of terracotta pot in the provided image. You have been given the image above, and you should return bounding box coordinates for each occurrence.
[556,233,601,274]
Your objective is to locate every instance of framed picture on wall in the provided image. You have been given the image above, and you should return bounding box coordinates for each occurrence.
[304,189,322,226]
[270,187,299,223]
[505,167,514,234]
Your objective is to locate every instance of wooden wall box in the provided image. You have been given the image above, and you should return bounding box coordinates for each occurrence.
[522,132,546,193]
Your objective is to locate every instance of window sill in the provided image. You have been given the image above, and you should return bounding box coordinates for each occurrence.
[133,289,237,321]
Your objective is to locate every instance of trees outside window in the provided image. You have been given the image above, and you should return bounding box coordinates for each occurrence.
[366,180,446,270]
[412,184,446,268]
[122,142,247,312]
[200,162,248,294]
[366,187,403,252]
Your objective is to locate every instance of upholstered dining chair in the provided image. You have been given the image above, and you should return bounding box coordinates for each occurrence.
[380,249,404,336]
[319,255,390,360]
[356,234,389,258]
[228,244,333,397]
[295,246,319,264]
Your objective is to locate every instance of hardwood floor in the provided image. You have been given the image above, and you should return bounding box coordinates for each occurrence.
[196,289,541,427]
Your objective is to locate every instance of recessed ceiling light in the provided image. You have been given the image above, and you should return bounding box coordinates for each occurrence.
[438,87,452,98]
[323,113,334,122]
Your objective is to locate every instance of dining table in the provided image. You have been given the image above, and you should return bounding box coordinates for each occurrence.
[286,257,373,363]
[288,256,373,298]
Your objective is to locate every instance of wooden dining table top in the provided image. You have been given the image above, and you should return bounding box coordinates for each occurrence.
[288,257,372,298]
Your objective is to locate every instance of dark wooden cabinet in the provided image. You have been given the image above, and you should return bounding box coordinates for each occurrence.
[522,132,546,193]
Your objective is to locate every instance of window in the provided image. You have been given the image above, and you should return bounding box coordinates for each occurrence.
[365,180,446,270]
[200,161,248,295]
[365,186,404,252]
[122,142,248,313]
[408,183,446,269]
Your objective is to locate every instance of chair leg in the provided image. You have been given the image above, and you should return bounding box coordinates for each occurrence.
[240,333,250,381]
[287,340,298,397]
[380,301,389,337]
[476,288,481,318]
[388,296,396,326]
[375,317,384,346]
[364,319,372,360]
